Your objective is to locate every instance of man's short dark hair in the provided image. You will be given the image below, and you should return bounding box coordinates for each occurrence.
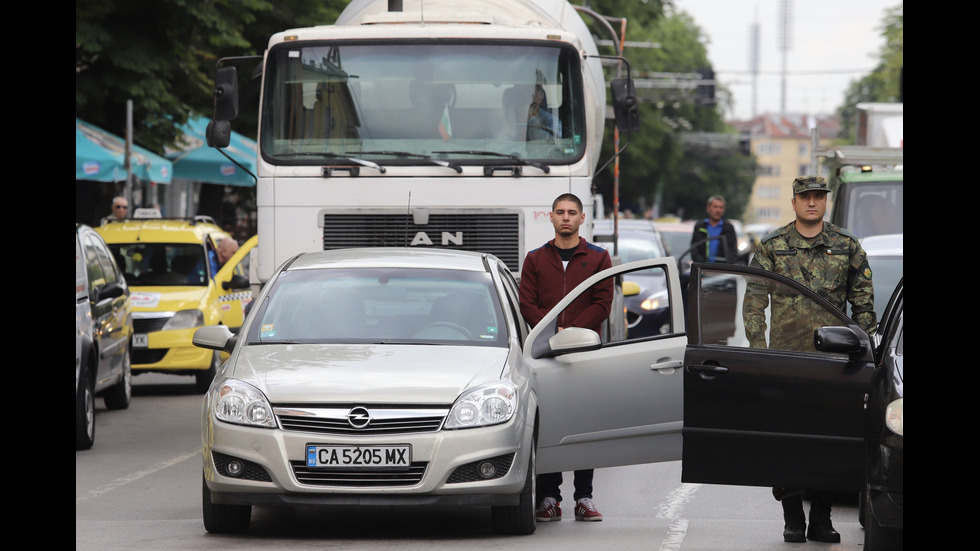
[553,193,583,211]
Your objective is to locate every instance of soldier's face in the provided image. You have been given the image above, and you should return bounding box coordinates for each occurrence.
[792,191,827,223]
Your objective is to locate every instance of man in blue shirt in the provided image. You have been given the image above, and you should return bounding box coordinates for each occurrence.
[690,195,738,263]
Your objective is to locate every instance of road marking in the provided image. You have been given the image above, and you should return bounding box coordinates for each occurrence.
[657,482,701,551]
[76,450,199,504]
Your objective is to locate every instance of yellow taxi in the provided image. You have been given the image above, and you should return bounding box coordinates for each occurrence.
[97,209,257,392]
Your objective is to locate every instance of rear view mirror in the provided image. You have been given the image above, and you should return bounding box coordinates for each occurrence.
[213,66,239,122]
[610,77,640,132]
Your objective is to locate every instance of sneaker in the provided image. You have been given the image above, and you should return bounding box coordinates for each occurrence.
[535,497,562,522]
[574,498,603,521]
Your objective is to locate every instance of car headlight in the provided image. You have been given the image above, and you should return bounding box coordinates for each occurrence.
[885,397,903,436]
[444,382,517,429]
[162,309,205,331]
[640,289,669,311]
[211,379,276,428]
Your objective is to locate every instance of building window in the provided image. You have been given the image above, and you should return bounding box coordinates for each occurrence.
[798,165,810,177]
[757,143,782,155]
[757,165,781,176]
[755,207,781,220]
[756,185,781,199]
[798,143,809,157]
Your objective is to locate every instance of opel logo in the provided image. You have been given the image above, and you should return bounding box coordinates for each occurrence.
[347,406,372,429]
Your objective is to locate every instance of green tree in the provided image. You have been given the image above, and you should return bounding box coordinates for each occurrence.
[836,3,903,143]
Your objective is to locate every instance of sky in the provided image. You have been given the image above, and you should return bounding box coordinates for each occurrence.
[674,0,899,120]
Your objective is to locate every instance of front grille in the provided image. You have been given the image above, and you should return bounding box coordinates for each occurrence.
[133,317,169,333]
[321,211,521,270]
[290,461,428,487]
[446,453,515,483]
[275,407,448,436]
[133,348,167,364]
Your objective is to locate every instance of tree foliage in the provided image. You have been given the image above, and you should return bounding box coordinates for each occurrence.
[836,3,903,143]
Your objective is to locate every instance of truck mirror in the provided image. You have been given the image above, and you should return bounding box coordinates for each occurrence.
[213,66,240,122]
[206,119,231,149]
[610,77,640,132]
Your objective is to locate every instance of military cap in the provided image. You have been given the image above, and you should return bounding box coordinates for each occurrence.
[792,175,830,194]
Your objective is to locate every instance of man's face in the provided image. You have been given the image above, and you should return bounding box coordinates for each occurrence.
[706,199,725,223]
[112,200,128,219]
[550,200,584,238]
[217,240,239,264]
[792,191,828,223]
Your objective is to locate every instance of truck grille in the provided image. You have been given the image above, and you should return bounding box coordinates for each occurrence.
[321,211,521,271]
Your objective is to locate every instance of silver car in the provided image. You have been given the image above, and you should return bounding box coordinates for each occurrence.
[195,248,686,535]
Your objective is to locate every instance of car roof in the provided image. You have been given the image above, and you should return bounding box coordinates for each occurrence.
[96,218,230,245]
[860,233,903,256]
[283,247,497,273]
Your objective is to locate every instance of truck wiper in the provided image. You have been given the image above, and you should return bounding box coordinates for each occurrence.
[432,150,550,174]
[279,151,386,174]
[351,151,463,173]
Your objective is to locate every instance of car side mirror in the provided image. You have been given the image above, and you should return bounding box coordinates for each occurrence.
[814,326,865,355]
[94,282,125,303]
[193,325,236,354]
[223,274,250,291]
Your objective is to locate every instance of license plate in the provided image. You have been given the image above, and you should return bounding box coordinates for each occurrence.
[306,444,411,469]
[133,334,148,348]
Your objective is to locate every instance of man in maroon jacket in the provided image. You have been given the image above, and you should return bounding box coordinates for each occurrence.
[519,193,613,523]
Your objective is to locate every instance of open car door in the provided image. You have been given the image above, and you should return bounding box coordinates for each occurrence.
[682,263,876,492]
[526,258,687,473]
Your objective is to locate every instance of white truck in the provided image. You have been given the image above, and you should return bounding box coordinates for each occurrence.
[206,0,638,288]
[810,102,903,239]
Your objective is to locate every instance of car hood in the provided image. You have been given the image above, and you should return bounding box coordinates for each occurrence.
[129,286,207,311]
[228,344,509,404]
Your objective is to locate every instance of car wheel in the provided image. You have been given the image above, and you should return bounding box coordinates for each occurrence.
[75,365,96,450]
[490,441,536,535]
[195,351,221,394]
[202,475,251,534]
[103,344,132,410]
[863,483,902,550]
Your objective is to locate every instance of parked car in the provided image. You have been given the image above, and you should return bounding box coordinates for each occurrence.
[97,212,256,392]
[76,223,133,450]
[194,248,688,534]
[682,263,903,550]
[859,233,903,319]
[593,220,674,338]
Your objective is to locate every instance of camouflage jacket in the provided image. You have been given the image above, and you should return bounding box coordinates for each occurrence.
[744,221,876,351]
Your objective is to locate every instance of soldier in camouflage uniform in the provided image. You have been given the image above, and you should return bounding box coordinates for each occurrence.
[742,175,876,544]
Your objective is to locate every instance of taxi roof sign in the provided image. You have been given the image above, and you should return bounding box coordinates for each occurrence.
[133,208,163,219]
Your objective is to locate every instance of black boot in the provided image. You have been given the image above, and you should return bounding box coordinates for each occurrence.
[780,495,806,543]
[806,493,841,543]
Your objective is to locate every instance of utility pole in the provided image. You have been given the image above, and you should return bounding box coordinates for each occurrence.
[749,14,759,118]
[778,0,793,116]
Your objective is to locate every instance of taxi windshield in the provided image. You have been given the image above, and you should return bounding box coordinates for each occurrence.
[109,243,209,286]
[260,41,586,165]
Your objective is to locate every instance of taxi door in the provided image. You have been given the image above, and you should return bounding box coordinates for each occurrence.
[526,258,687,473]
[681,263,875,492]
[213,236,258,331]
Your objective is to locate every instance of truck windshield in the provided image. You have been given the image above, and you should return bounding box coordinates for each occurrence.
[260,41,586,164]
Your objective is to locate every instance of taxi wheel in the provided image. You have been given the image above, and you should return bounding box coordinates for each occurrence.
[195,351,220,394]
[75,365,96,450]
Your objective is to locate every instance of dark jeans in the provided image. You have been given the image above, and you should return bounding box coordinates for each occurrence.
[537,469,594,504]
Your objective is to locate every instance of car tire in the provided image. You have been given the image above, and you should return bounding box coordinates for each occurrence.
[195,351,221,394]
[76,364,96,450]
[863,485,903,551]
[103,344,133,410]
[202,475,251,534]
[490,441,536,535]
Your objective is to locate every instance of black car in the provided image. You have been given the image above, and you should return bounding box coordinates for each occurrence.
[681,265,903,550]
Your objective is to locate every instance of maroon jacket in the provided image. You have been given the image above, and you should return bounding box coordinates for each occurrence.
[519,237,613,332]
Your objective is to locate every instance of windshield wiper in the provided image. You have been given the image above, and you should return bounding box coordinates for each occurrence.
[351,151,463,173]
[278,151,386,174]
[432,150,550,174]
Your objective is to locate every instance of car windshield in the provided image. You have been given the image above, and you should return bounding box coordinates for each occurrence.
[248,267,507,346]
[260,41,585,164]
[108,243,209,286]
[865,255,903,319]
[595,233,666,275]
[658,229,693,259]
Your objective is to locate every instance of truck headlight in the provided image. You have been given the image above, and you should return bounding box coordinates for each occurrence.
[445,382,517,429]
[885,397,903,436]
[211,379,276,428]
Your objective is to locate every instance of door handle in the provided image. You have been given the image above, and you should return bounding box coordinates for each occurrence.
[686,364,730,378]
[651,359,683,374]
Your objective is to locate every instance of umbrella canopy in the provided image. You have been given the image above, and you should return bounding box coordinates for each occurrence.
[168,116,257,187]
[76,118,172,184]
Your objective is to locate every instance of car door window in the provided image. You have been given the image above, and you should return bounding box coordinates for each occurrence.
[496,263,528,347]
[695,267,850,356]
